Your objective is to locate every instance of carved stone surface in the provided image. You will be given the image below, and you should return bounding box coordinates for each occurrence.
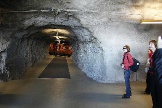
[0,0,162,82]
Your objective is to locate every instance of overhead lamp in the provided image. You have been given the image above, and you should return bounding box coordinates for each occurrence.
[42,29,70,35]
[141,20,162,24]
[56,36,59,40]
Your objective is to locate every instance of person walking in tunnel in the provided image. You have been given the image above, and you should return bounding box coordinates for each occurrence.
[151,36,162,108]
[121,45,133,99]
[143,49,153,94]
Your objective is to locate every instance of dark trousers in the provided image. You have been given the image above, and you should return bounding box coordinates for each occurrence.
[145,72,151,93]
[145,71,157,108]
[151,76,157,108]
[157,80,162,108]
[152,78,162,108]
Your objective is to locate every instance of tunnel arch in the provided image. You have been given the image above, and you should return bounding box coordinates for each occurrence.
[2,11,107,83]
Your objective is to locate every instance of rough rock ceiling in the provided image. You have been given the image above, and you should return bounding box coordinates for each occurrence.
[0,0,18,10]
[1,0,162,21]
[0,0,162,43]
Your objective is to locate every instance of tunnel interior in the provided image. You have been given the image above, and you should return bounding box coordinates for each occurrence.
[5,25,75,80]
[0,14,105,82]
[1,0,162,83]
[0,0,116,83]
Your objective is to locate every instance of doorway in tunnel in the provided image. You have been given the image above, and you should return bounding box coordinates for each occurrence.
[40,26,74,58]
[38,26,73,79]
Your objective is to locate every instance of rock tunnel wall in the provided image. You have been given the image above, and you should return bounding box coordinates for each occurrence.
[0,0,162,82]
[72,41,106,82]
[95,23,162,82]
[6,38,48,80]
[0,30,10,81]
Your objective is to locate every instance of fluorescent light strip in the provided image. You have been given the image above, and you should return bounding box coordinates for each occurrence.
[141,20,162,24]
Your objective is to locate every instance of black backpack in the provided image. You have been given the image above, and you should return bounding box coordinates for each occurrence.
[127,57,140,72]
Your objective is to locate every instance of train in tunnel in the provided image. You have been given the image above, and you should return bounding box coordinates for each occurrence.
[49,41,72,57]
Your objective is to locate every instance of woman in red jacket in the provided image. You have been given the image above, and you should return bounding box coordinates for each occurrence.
[143,49,153,94]
[121,45,133,99]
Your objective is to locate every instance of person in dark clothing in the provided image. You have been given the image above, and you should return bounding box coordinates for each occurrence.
[152,36,162,108]
[143,40,157,108]
[143,49,153,94]
[143,40,157,96]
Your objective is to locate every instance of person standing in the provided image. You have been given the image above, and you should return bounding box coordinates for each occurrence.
[152,36,162,108]
[142,39,157,108]
[143,49,153,94]
[121,45,133,99]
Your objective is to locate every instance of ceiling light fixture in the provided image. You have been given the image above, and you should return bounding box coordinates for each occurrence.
[42,29,70,35]
[141,20,162,24]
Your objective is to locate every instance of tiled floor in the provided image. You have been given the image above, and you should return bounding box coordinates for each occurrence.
[0,55,152,108]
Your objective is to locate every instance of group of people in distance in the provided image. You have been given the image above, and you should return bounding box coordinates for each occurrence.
[121,36,162,108]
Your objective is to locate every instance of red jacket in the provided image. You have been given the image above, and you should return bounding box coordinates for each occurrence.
[149,52,154,74]
[122,52,133,70]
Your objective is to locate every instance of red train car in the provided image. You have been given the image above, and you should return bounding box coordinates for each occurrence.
[49,42,72,57]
